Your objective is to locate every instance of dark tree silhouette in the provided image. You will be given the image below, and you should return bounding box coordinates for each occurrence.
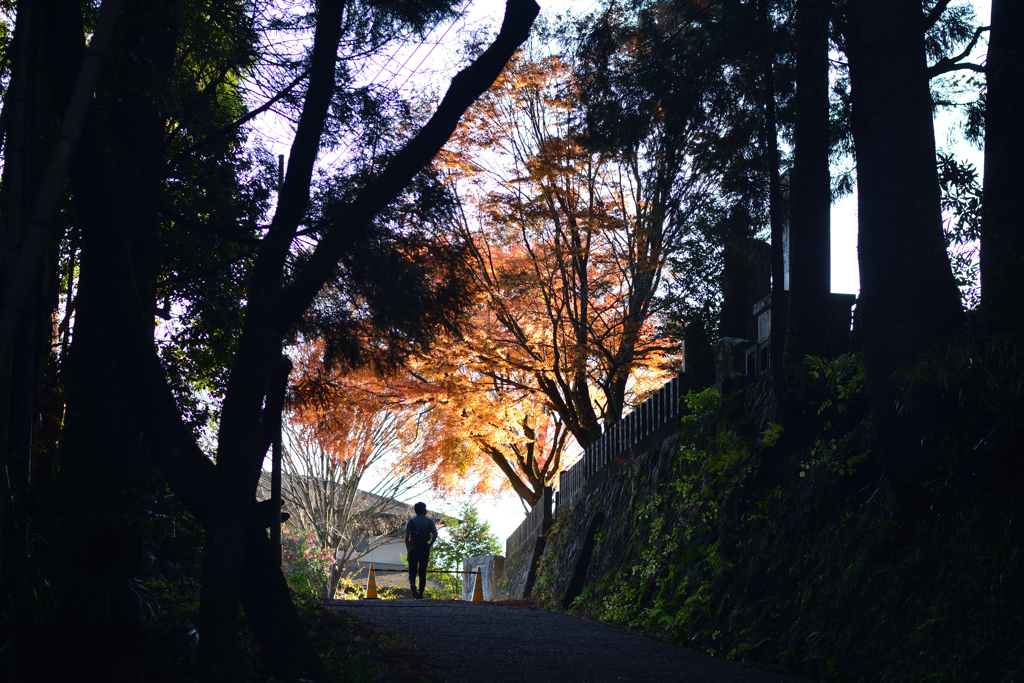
[843,0,964,521]
[788,0,832,360]
[980,0,1024,326]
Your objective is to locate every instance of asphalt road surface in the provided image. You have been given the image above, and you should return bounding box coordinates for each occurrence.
[327,600,812,683]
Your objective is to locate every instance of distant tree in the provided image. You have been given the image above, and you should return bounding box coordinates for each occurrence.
[573,0,793,354]
[267,415,427,599]
[280,524,336,599]
[408,345,573,507]
[429,501,503,595]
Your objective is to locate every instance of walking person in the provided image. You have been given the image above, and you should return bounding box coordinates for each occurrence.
[405,501,438,599]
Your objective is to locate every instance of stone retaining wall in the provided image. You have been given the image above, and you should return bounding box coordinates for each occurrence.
[495,539,533,600]
[531,432,682,607]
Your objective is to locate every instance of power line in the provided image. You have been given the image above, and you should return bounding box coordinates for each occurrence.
[321,0,476,169]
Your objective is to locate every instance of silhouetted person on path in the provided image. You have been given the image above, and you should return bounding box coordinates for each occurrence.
[405,501,438,599]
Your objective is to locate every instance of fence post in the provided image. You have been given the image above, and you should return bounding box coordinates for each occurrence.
[543,486,553,528]
[654,389,661,430]
[672,375,680,416]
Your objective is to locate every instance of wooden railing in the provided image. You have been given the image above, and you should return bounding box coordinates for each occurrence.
[505,486,553,558]
[556,374,687,513]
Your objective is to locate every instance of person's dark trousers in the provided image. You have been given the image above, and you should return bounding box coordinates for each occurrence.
[408,546,430,598]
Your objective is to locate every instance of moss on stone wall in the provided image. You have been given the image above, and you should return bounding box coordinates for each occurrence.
[496,538,534,600]
[535,354,1024,682]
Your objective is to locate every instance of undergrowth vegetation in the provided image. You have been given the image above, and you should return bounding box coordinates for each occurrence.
[0,487,440,681]
[535,343,1024,682]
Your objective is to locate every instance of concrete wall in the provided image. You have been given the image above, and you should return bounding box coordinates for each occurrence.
[461,555,505,601]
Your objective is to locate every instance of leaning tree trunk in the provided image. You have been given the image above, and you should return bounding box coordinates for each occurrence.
[788,0,832,361]
[844,0,965,524]
[980,0,1024,327]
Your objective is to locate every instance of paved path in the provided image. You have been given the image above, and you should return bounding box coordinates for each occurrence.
[327,600,811,683]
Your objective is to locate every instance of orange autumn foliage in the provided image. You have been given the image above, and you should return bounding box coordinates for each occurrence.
[436,46,678,448]
[289,341,520,500]
[292,44,693,507]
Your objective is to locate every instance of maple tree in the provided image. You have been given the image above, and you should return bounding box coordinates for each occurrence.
[290,338,553,505]
[295,38,699,508]
[435,40,694,452]
[410,342,571,507]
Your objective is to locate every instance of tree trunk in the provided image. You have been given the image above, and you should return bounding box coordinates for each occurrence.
[719,240,753,340]
[980,0,1024,326]
[36,0,167,673]
[788,0,832,360]
[760,0,788,396]
[844,0,965,522]
[0,0,35,593]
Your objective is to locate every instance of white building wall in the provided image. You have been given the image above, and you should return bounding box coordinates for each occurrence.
[345,537,406,570]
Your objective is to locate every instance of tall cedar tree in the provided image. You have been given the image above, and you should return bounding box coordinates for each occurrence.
[760,0,790,394]
[843,0,965,522]
[577,0,795,372]
[788,0,831,360]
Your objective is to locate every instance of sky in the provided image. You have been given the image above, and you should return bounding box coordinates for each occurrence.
[831,0,989,295]
[257,0,993,545]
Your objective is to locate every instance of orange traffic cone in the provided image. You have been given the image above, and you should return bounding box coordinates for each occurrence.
[365,563,379,599]
[472,567,484,602]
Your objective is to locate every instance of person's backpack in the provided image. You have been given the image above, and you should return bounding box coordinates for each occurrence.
[407,518,431,551]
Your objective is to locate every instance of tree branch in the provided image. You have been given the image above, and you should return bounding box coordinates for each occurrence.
[927,25,989,79]
[928,61,986,77]
[479,440,538,503]
[214,0,347,487]
[277,0,540,331]
[167,66,312,169]
[925,0,951,31]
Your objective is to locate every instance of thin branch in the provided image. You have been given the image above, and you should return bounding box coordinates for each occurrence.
[928,61,986,78]
[167,66,311,169]
[928,25,989,79]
